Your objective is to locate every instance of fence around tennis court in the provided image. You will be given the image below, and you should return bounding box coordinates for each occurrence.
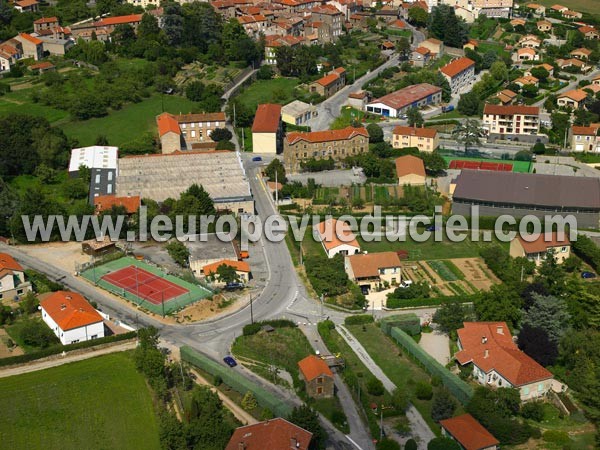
[80,256,212,315]
[180,346,293,418]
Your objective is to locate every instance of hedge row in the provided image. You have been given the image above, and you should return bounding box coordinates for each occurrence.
[0,331,137,367]
[571,235,600,273]
[380,314,421,336]
[386,295,472,309]
[242,319,297,336]
[180,346,292,418]
[388,327,473,405]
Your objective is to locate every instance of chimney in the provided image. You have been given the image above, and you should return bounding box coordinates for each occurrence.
[60,304,66,310]
[481,336,487,344]
[497,326,504,335]
[238,443,246,450]
[290,437,299,449]
[484,349,489,358]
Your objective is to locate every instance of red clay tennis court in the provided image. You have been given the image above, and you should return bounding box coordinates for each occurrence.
[101,265,189,305]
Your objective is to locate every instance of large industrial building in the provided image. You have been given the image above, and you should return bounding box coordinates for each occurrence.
[116,151,253,214]
[365,83,442,118]
[452,170,600,228]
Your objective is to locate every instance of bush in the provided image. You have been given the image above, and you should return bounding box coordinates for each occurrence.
[521,401,544,422]
[542,430,570,445]
[431,388,457,421]
[344,315,374,326]
[214,375,223,386]
[14,319,59,348]
[405,439,418,450]
[428,437,461,450]
[376,438,400,450]
[415,381,433,400]
[242,319,297,336]
[367,377,385,396]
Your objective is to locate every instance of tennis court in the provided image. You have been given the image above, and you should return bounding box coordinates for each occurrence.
[102,266,189,304]
[80,256,212,315]
[442,156,532,173]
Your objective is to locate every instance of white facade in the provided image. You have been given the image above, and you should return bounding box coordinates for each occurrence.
[470,363,553,401]
[41,306,105,345]
[322,242,360,259]
[68,146,118,173]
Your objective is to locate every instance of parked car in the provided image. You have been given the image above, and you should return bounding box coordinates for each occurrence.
[581,271,597,279]
[252,156,262,162]
[224,282,245,290]
[425,225,438,232]
[400,280,413,288]
[223,356,237,367]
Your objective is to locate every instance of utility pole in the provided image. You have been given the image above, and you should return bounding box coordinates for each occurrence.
[241,127,245,151]
[275,169,279,209]
[320,294,324,318]
[380,406,384,442]
[250,294,254,324]
[233,103,237,129]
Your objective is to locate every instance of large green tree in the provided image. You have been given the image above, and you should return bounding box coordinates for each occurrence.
[288,405,327,450]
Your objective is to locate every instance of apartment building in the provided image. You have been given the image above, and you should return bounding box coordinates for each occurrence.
[392,126,438,152]
[310,67,346,98]
[482,104,540,138]
[13,33,43,61]
[439,57,475,94]
[284,126,368,173]
[264,34,303,65]
[309,4,343,43]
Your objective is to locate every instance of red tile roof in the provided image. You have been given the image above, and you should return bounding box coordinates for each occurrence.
[395,154,426,178]
[558,89,588,102]
[440,57,475,78]
[252,103,281,133]
[389,19,405,28]
[440,414,499,450]
[286,126,368,145]
[203,259,250,274]
[415,46,430,55]
[225,418,312,450]
[18,33,43,45]
[156,112,181,137]
[370,83,442,111]
[40,291,103,331]
[298,354,333,381]
[15,0,38,6]
[96,14,143,26]
[393,126,437,139]
[315,72,342,87]
[29,61,54,70]
[313,218,360,251]
[455,322,553,386]
[34,16,58,24]
[347,252,401,278]
[0,253,24,272]
[579,26,597,35]
[93,195,141,214]
[176,112,226,123]
[516,232,570,254]
[483,104,540,116]
[572,124,600,136]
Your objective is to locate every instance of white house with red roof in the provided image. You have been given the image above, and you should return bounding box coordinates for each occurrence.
[13,33,43,61]
[0,253,32,301]
[509,232,570,265]
[313,218,361,258]
[455,322,556,401]
[40,291,105,345]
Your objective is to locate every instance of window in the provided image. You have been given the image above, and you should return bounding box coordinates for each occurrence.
[17,289,23,295]
[538,383,544,392]
[317,387,323,394]
[71,339,79,344]
[91,335,98,339]
[523,387,530,395]
[317,377,323,384]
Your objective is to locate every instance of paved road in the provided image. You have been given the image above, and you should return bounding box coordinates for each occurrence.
[302,324,375,450]
[308,55,401,131]
[0,340,136,378]
[337,325,435,449]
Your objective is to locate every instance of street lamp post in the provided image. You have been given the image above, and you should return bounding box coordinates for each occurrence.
[250,294,254,324]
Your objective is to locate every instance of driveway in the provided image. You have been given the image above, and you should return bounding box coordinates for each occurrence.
[337,325,435,450]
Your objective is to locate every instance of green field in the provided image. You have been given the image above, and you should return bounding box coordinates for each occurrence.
[60,94,199,147]
[358,232,509,260]
[442,156,532,173]
[0,352,161,450]
[235,77,300,110]
[0,88,69,123]
[536,0,599,15]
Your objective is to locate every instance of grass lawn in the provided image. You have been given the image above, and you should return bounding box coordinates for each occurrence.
[60,94,199,147]
[346,323,443,435]
[5,317,60,353]
[235,77,300,111]
[231,326,313,387]
[0,88,69,123]
[0,352,161,450]
[536,0,599,15]
[430,110,468,120]
[357,232,509,260]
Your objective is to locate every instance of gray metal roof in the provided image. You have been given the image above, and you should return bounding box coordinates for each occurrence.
[453,170,600,209]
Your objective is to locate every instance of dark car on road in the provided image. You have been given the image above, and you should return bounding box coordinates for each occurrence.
[581,271,597,279]
[252,156,262,162]
[223,356,237,367]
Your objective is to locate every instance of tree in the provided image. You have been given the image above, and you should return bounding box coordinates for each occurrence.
[210,128,232,142]
[367,377,385,396]
[397,37,411,59]
[95,135,109,146]
[457,91,482,116]
[530,66,549,82]
[451,119,484,151]
[407,106,424,127]
[433,302,469,338]
[421,152,447,175]
[216,264,239,284]
[288,405,327,450]
[428,437,461,450]
[431,388,457,421]
[186,385,234,450]
[408,6,428,27]
[531,142,546,154]
[391,388,408,411]
[428,5,467,47]
[415,381,433,400]
[166,240,190,267]
[265,158,286,184]
[18,319,57,348]
[376,439,401,450]
[474,284,522,330]
[185,80,205,102]
[241,391,257,410]
[405,439,418,450]
[522,294,570,345]
[521,401,545,422]
[490,61,509,82]
[367,123,384,143]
